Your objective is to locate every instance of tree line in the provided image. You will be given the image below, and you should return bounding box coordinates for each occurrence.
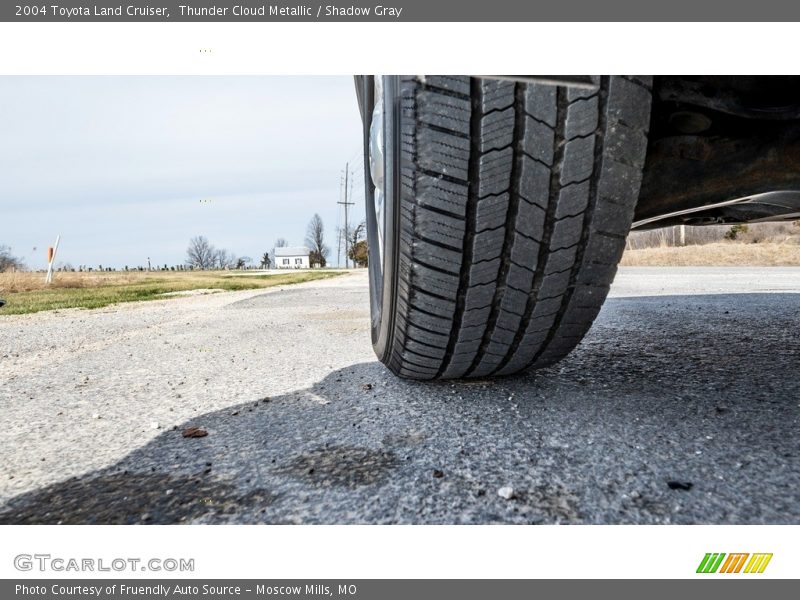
[186,213,368,270]
[184,236,250,270]
[0,213,369,274]
[304,212,368,268]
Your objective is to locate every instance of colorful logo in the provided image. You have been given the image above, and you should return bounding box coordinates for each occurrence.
[696,553,773,574]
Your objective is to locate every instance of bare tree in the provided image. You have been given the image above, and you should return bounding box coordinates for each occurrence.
[185,236,216,270]
[305,213,330,267]
[348,221,366,258]
[260,252,271,269]
[344,221,367,268]
[271,238,288,265]
[0,245,24,272]
[214,248,237,270]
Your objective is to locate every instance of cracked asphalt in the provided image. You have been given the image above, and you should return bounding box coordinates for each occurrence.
[0,267,798,524]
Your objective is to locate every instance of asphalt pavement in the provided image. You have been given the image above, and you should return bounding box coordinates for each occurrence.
[0,267,798,524]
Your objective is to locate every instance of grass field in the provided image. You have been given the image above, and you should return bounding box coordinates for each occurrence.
[621,242,800,267]
[0,270,344,315]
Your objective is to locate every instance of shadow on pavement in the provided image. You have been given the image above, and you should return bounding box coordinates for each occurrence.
[1,293,798,524]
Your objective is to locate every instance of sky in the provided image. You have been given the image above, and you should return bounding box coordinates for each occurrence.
[0,76,366,270]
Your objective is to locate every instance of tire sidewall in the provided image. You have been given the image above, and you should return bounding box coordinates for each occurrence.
[367,75,401,362]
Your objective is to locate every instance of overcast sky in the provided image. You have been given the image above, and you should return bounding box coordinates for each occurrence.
[0,76,365,270]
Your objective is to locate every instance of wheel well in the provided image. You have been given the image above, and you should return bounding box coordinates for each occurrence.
[634,76,800,228]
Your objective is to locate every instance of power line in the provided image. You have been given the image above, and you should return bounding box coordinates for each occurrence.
[346,148,363,164]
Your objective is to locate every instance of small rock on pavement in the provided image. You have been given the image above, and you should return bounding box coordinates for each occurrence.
[150,422,160,430]
[497,486,515,500]
[182,426,208,438]
[667,480,693,491]
[91,413,100,419]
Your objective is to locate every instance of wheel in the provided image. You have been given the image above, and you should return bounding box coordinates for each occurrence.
[362,75,652,380]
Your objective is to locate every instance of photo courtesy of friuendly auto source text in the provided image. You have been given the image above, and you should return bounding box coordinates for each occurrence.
[3,73,798,523]
[0,5,799,591]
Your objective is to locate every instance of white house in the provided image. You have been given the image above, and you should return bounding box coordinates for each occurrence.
[274,246,310,269]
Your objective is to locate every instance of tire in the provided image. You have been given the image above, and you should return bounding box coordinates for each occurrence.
[366,75,652,380]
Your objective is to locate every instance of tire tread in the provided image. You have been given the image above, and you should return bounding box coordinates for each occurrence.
[384,76,651,379]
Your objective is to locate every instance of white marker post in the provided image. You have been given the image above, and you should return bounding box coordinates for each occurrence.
[44,234,60,284]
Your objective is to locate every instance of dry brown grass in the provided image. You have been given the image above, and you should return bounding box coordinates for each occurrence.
[0,270,344,315]
[0,270,159,293]
[621,242,800,267]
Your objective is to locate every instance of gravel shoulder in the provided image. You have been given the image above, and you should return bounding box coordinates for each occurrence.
[0,268,798,524]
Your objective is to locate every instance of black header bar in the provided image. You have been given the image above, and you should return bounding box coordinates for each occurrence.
[3,1,800,22]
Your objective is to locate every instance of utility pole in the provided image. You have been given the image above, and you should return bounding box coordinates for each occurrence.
[337,162,355,269]
[336,173,344,268]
